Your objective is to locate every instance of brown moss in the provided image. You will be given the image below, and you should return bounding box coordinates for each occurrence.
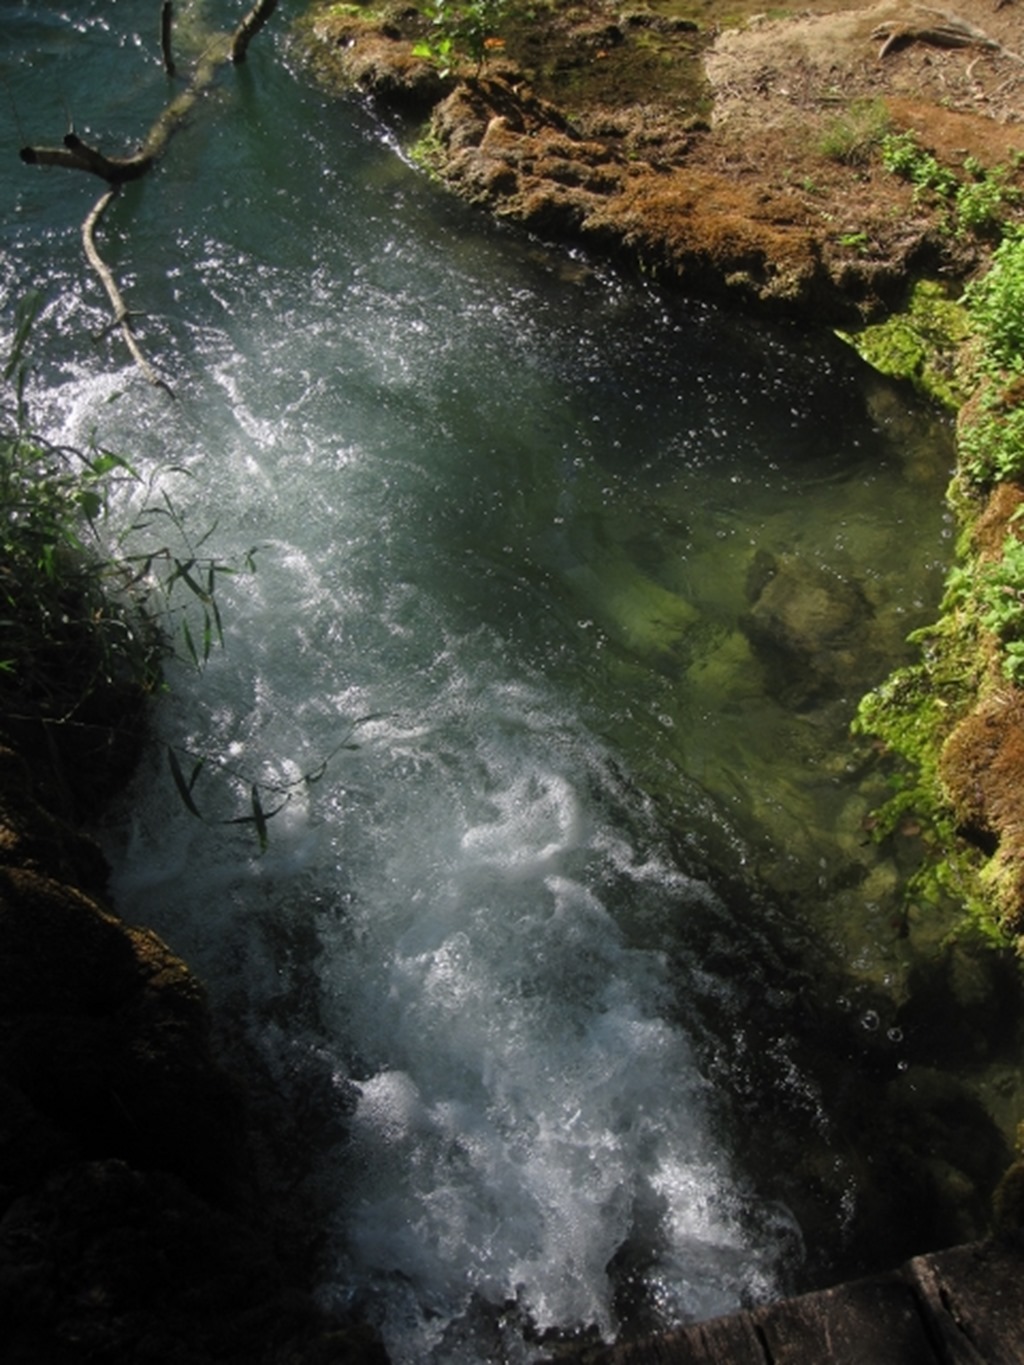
[885,97,1024,174]
[940,689,1024,937]
[971,481,1024,561]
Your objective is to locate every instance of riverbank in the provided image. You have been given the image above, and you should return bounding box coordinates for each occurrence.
[299,0,1024,947]
[300,0,1023,317]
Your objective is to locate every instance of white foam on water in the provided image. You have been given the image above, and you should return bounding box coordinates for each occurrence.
[292,684,795,1359]
[101,563,797,1359]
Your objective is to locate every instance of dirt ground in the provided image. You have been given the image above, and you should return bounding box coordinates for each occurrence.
[705,0,1024,138]
[303,0,1024,317]
[694,0,1024,252]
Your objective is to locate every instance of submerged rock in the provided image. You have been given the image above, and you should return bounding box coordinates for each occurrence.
[742,549,876,707]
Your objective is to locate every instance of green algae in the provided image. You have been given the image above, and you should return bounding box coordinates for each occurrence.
[853,611,979,903]
[849,251,1024,948]
[837,280,971,411]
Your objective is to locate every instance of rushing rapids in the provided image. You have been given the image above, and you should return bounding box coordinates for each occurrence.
[8,5,1018,1362]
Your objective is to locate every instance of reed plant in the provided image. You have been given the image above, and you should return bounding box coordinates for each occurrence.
[1,295,250,808]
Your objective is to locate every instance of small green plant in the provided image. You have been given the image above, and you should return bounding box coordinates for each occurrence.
[958,397,1024,483]
[957,230,1024,485]
[412,0,508,76]
[819,97,890,167]
[880,131,1021,238]
[979,531,1024,684]
[962,227,1024,372]
[838,230,871,253]
[956,160,1017,237]
[880,130,959,198]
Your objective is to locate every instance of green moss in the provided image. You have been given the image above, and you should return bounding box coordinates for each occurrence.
[407,126,447,177]
[837,280,970,409]
[854,616,972,832]
[851,603,1013,942]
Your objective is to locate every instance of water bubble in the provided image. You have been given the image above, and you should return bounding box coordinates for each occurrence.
[860,1010,880,1032]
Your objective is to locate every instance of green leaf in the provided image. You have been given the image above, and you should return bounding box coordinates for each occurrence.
[167,746,203,818]
[77,489,104,520]
[3,290,42,383]
[87,449,138,479]
[181,616,199,666]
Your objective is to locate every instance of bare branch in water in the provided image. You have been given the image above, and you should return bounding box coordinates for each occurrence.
[19,1,281,383]
[231,0,279,64]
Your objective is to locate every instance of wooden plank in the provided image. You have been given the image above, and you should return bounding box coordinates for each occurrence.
[605,1311,767,1363]
[589,1239,1024,1364]
[905,1240,1024,1365]
[751,1273,939,1365]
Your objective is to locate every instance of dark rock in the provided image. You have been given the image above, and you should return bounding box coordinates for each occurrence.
[0,745,383,1363]
[0,1159,386,1365]
[0,747,110,895]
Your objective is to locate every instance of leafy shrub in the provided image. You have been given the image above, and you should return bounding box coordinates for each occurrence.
[2,300,159,729]
[979,531,1024,684]
[962,227,1024,372]
[413,0,508,76]
[880,132,1020,238]
[958,397,1024,483]
[956,163,1017,237]
[880,131,958,198]
[1,295,253,806]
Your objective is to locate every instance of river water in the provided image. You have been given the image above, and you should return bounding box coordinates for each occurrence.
[3,4,1021,1361]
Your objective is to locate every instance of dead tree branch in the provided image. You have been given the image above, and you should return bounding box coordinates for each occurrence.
[82,189,172,394]
[19,2,280,385]
[161,2,176,78]
[872,6,1024,61]
[20,132,152,183]
[231,0,280,64]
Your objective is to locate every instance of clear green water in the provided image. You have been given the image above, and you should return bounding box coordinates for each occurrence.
[3,4,1022,1359]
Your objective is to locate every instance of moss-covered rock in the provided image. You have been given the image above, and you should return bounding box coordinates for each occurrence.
[838,279,972,410]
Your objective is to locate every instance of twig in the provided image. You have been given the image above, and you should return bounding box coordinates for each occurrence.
[82,189,174,394]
